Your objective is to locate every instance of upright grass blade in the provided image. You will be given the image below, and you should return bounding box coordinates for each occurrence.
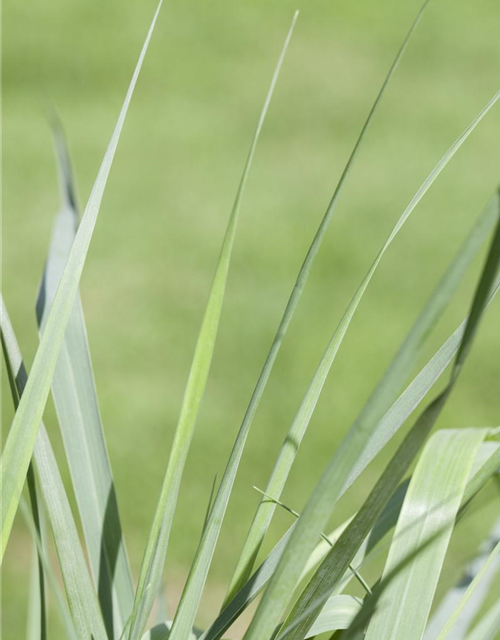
[243,181,500,639]
[424,516,500,640]
[201,431,500,640]
[160,16,301,640]
[364,428,487,640]
[225,0,432,602]
[230,183,499,600]
[26,466,47,640]
[1,298,108,640]
[274,212,500,640]
[20,499,77,640]
[27,543,43,640]
[37,115,134,639]
[128,13,298,640]
[0,0,164,561]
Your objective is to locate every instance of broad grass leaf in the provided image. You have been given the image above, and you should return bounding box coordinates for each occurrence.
[364,429,487,640]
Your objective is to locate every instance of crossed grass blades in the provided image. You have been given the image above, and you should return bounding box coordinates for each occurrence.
[2,1,500,639]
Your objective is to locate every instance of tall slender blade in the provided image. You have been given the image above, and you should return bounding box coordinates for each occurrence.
[0,0,165,561]
[20,499,77,640]
[36,116,134,639]
[230,184,499,602]
[226,0,433,602]
[128,12,298,640]
[162,14,300,640]
[1,298,108,640]
[201,274,500,640]
[25,467,47,640]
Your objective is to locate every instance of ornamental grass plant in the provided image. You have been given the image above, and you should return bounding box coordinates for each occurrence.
[1,1,500,639]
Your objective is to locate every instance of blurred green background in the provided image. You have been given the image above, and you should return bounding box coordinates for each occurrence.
[2,0,499,637]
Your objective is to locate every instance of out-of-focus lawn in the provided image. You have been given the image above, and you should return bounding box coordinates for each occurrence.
[2,0,499,636]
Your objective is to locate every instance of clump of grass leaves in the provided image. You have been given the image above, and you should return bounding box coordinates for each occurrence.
[2,1,500,639]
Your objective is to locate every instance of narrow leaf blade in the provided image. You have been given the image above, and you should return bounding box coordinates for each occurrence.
[0,0,164,560]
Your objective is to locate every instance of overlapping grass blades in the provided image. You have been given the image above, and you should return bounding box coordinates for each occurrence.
[242,112,500,640]
[1,298,108,640]
[364,428,488,640]
[225,0,432,603]
[274,213,500,640]
[0,0,165,562]
[199,276,500,640]
[127,12,298,640]
[3,3,500,639]
[36,115,134,639]
[230,177,500,607]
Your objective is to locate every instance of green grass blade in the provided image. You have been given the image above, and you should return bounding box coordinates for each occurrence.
[27,543,43,640]
[244,191,500,640]
[25,467,47,640]
[0,0,164,561]
[225,0,431,602]
[433,536,500,639]
[301,480,409,590]
[4,353,48,640]
[128,12,298,639]
[309,439,498,601]
[20,499,78,640]
[1,298,108,640]
[202,434,497,640]
[364,429,487,640]
[132,15,298,640]
[424,516,500,639]
[232,184,499,600]
[36,116,134,639]
[199,527,296,640]
[276,212,500,640]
